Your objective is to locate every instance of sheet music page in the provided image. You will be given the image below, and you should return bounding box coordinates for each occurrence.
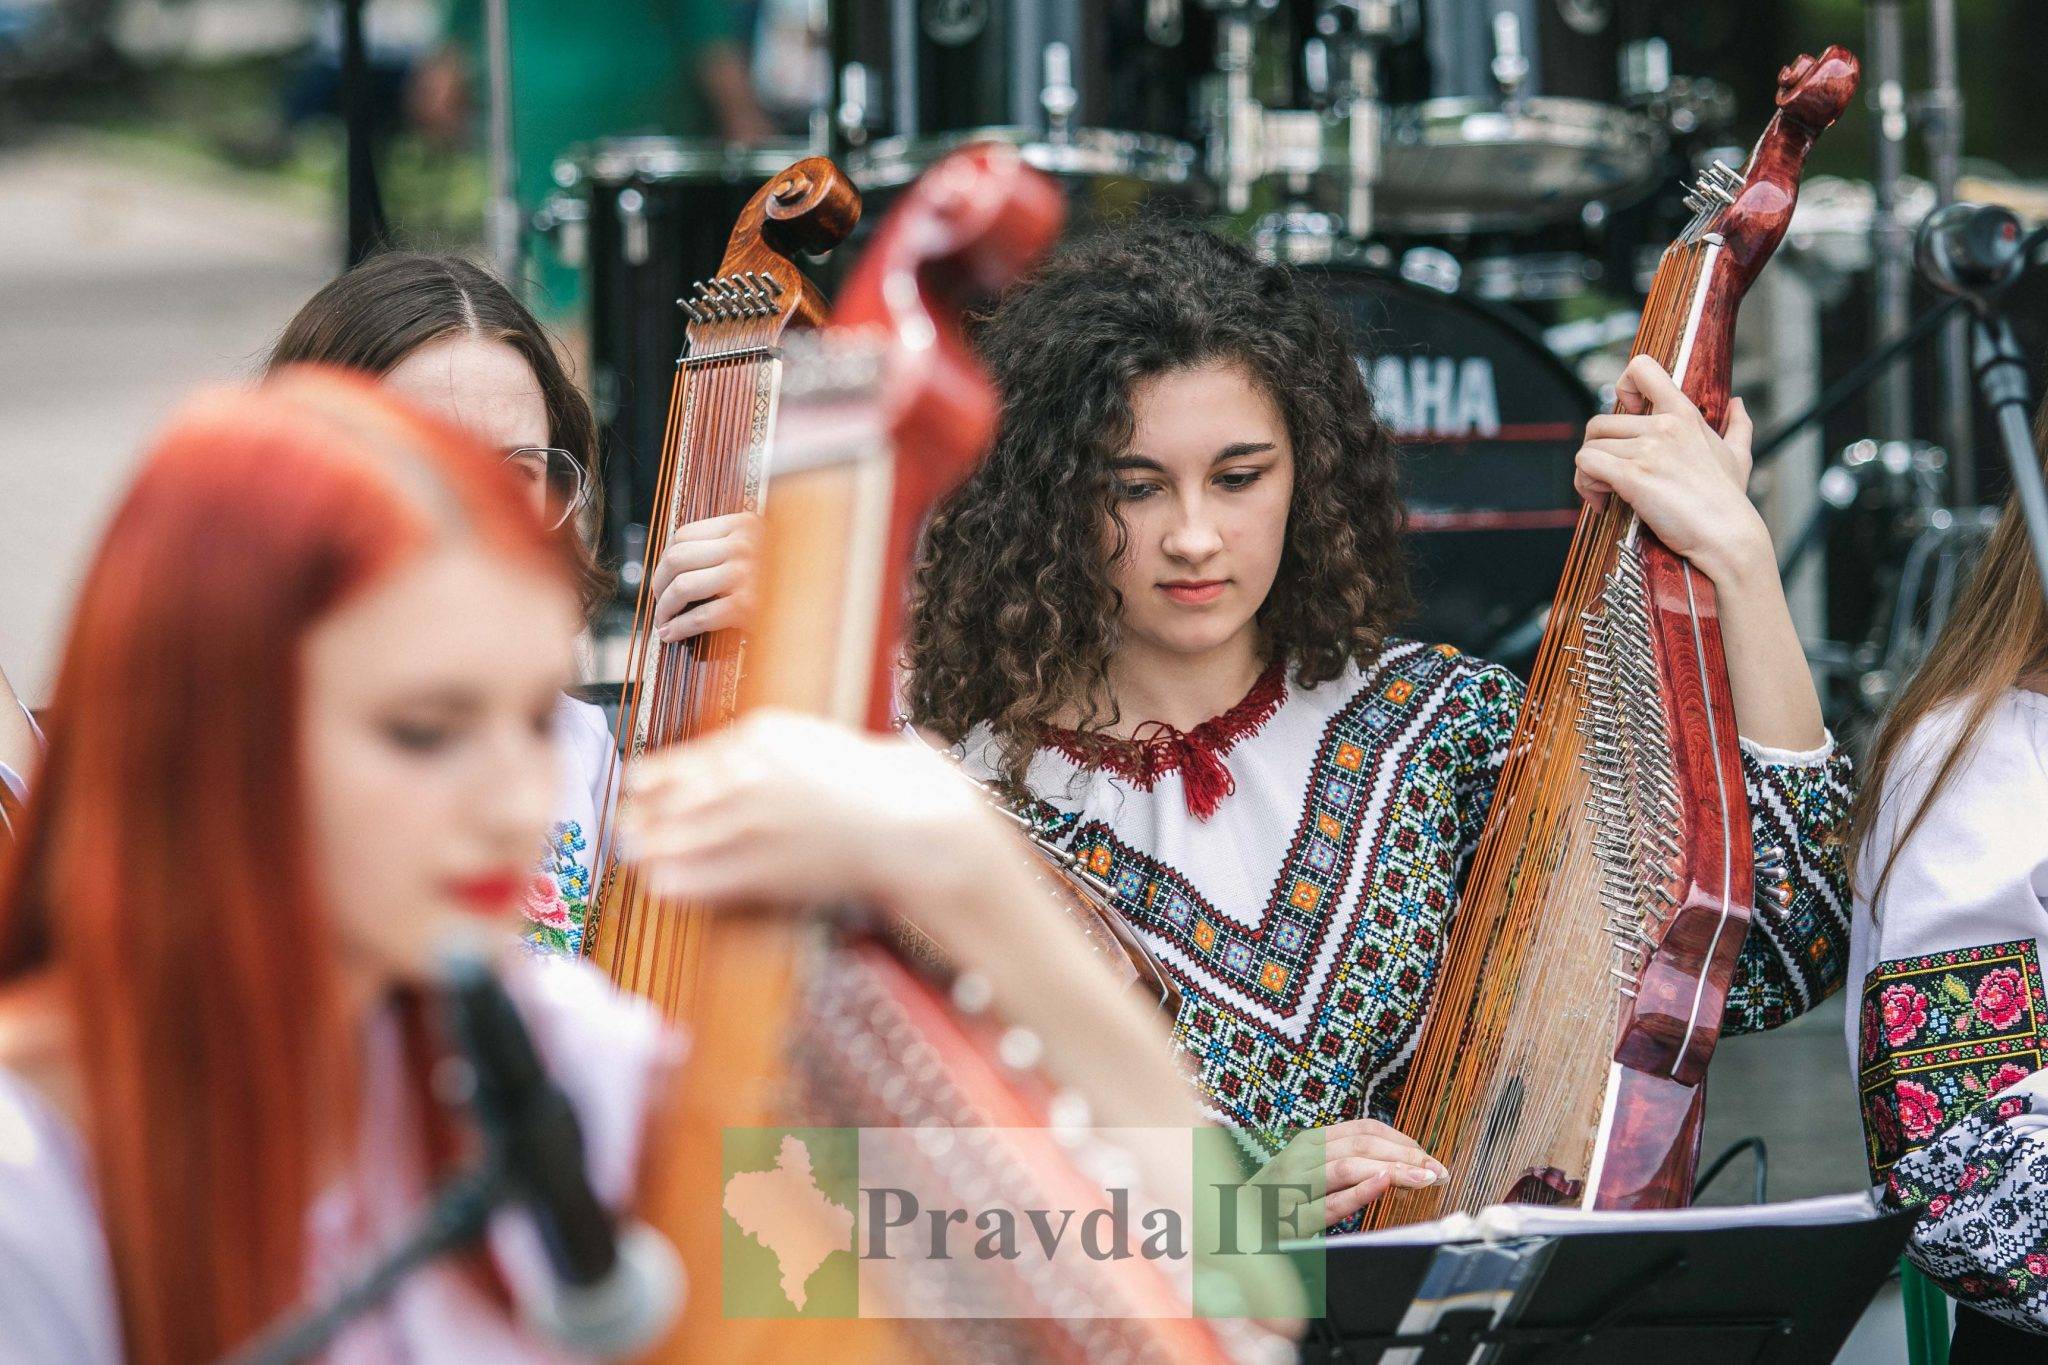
[1312,1191,1883,1250]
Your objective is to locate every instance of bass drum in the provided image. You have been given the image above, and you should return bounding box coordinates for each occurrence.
[544,138,817,570]
[1302,262,1596,669]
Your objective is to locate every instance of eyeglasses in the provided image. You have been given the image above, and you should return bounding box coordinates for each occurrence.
[501,447,591,531]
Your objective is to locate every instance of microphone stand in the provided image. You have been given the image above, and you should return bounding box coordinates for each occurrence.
[221,1164,508,1365]
[1967,304,2048,603]
[1762,224,2048,585]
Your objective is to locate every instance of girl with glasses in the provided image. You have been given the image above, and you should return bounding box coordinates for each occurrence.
[265,253,758,958]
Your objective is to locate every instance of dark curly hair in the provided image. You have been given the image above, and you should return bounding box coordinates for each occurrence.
[906,223,1409,794]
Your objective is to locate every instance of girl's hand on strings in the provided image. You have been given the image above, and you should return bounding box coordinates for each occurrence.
[1251,1118,1449,1231]
[649,511,763,642]
[1572,355,1774,589]
[617,710,1013,915]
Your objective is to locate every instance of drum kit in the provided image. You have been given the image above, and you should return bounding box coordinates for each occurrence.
[540,0,1743,662]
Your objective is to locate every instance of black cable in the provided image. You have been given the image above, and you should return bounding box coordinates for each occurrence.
[1751,296,1966,466]
[1691,1136,1768,1206]
[1752,224,2048,467]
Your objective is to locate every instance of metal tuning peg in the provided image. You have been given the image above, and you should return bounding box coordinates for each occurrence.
[1692,169,1737,208]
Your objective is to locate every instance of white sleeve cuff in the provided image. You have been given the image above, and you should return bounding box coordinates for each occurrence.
[1738,729,1837,769]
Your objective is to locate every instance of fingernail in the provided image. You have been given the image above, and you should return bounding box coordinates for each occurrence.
[1399,1166,1437,1187]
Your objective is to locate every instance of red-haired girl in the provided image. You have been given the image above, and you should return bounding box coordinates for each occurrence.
[0,372,1197,1361]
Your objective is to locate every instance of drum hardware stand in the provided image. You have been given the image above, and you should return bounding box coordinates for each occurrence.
[1775,438,1977,724]
[834,61,870,151]
[1322,0,1414,240]
[1865,0,1914,442]
[1206,0,1414,242]
[1766,210,2048,731]
[1040,43,1077,147]
[1925,0,1974,505]
[1864,0,1971,495]
[1487,7,1528,104]
[482,0,521,284]
[1202,1,1275,215]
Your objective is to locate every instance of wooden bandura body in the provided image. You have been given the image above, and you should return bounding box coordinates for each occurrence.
[582,158,858,1017]
[1370,49,1860,1226]
[641,143,1052,1362]
[641,143,1253,1363]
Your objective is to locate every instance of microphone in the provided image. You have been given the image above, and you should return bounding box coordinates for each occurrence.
[1914,201,2028,300]
[442,952,683,1357]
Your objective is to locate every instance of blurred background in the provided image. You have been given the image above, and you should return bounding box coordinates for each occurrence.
[2,3,2044,1353]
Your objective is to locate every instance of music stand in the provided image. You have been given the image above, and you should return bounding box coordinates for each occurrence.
[1297,1206,1919,1364]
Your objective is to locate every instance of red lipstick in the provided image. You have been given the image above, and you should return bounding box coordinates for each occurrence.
[446,872,523,915]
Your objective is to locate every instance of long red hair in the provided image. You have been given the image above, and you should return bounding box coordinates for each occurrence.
[0,370,570,1362]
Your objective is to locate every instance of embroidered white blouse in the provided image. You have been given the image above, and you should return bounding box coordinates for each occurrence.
[957,638,1855,1165]
[1848,688,2048,1331]
[521,696,617,957]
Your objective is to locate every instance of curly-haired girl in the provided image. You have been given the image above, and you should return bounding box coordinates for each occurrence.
[907,223,1856,1225]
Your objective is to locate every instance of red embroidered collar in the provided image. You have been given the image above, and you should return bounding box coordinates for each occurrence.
[1042,663,1288,820]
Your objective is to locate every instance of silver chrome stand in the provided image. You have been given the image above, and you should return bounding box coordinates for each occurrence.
[1865,0,1913,441]
[1924,0,1973,504]
[482,0,522,284]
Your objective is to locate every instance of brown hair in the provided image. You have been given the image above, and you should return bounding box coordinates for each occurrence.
[1848,402,2048,914]
[905,223,1409,796]
[266,251,612,616]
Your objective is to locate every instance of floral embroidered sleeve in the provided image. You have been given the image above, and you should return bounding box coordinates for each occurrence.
[1720,739,1856,1035]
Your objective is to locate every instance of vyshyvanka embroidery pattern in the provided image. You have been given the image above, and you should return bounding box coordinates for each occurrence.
[1883,1086,2048,1328]
[1041,643,1518,1149]
[1012,637,1854,1163]
[1859,937,2048,1179]
[523,819,593,958]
